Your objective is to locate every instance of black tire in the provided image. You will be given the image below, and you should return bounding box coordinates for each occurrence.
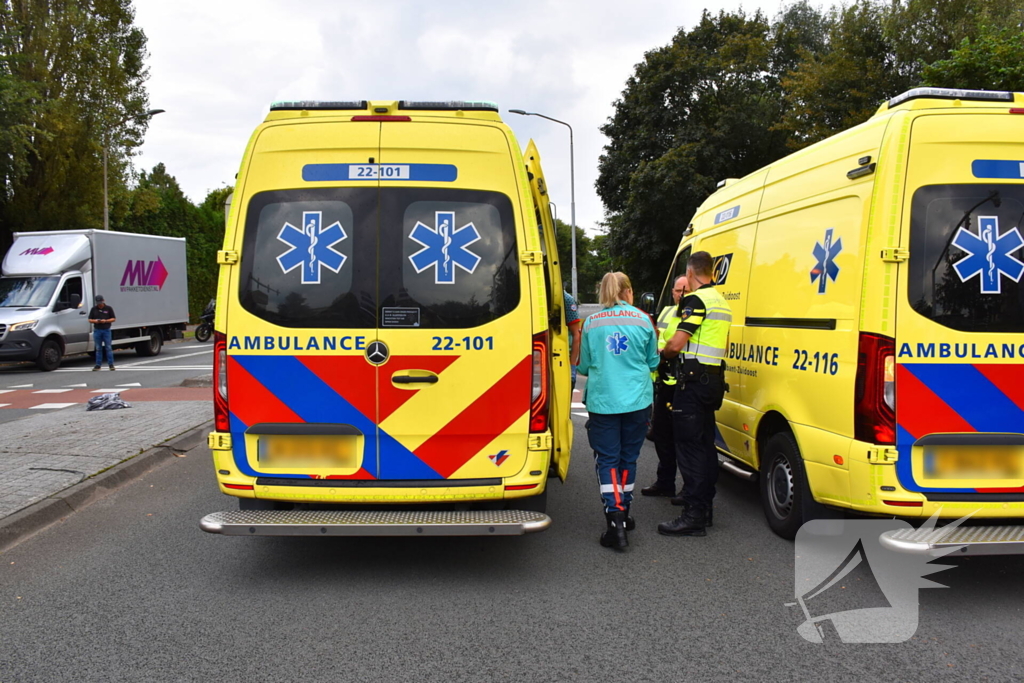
[195,323,212,343]
[35,339,62,371]
[513,489,548,513]
[135,329,163,356]
[758,431,829,540]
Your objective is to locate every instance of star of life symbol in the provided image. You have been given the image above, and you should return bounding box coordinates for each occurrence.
[810,228,843,294]
[606,332,629,355]
[951,216,1024,294]
[408,211,481,284]
[488,450,510,466]
[276,211,347,285]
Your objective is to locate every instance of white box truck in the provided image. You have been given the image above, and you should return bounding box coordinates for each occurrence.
[0,230,189,371]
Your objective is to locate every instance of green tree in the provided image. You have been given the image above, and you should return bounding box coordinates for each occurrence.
[0,0,149,246]
[552,218,610,303]
[597,9,812,293]
[922,24,1024,91]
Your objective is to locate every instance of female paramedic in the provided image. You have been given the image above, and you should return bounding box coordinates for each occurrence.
[577,272,659,550]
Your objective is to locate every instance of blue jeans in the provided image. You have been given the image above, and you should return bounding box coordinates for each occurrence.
[94,328,113,367]
[586,407,650,513]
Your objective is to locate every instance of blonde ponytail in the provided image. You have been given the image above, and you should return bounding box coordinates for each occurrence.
[598,272,632,308]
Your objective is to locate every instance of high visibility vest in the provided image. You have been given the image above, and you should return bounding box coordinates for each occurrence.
[682,286,732,366]
[656,305,682,385]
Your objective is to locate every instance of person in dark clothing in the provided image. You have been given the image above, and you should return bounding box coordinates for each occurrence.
[88,295,116,370]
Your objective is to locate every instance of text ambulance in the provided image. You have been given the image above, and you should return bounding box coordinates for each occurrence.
[200,100,572,537]
[657,88,1024,554]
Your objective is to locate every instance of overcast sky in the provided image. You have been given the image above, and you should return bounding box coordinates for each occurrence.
[133,0,794,233]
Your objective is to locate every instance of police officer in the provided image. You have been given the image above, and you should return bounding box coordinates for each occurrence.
[641,274,688,498]
[656,251,732,537]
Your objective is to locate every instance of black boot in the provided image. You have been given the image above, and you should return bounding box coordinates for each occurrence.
[641,483,675,497]
[624,505,636,531]
[600,511,629,549]
[657,504,707,537]
[670,500,713,527]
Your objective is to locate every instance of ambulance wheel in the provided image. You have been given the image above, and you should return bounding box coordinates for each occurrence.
[35,339,62,371]
[136,329,162,356]
[514,489,548,513]
[759,432,817,540]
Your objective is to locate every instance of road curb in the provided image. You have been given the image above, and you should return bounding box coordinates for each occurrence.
[0,420,212,553]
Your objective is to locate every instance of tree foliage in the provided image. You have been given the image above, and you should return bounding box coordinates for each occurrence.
[553,218,611,302]
[598,0,1024,294]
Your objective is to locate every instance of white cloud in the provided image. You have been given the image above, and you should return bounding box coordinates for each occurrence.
[133,0,790,228]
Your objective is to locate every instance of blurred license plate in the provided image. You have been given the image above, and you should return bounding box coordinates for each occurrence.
[923,446,1024,480]
[258,435,358,469]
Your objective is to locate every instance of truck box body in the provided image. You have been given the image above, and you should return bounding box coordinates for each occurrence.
[0,229,188,370]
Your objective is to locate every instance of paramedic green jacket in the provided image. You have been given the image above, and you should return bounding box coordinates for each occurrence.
[578,301,659,415]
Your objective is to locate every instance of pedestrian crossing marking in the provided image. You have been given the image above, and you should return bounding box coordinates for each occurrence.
[32,389,73,394]
[8,384,33,388]
[29,403,78,409]
[116,383,143,387]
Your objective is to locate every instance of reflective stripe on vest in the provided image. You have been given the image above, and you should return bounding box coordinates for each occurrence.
[683,287,732,366]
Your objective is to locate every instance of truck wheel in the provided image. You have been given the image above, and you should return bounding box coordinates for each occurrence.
[35,339,62,372]
[136,330,163,356]
[759,432,825,540]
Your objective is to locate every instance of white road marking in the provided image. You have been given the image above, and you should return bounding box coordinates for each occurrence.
[116,383,142,387]
[8,384,33,388]
[91,388,130,393]
[118,349,212,368]
[33,389,74,394]
[64,383,88,388]
[571,402,586,408]
[56,366,211,372]
[0,404,9,408]
[572,412,589,418]
[29,403,78,409]
[0,390,14,394]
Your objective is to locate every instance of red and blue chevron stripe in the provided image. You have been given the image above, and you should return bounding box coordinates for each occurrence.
[225,354,531,481]
[896,362,1024,493]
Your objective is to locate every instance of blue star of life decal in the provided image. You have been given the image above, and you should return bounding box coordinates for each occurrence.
[951,216,1024,294]
[607,332,629,355]
[408,211,481,284]
[810,228,843,294]
[276,211,347,285]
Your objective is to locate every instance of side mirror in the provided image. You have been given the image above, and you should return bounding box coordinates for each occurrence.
[640,292,656,314]
[70,293,82,308]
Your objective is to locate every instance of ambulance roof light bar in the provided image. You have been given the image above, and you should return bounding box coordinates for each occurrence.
[270,101,368,111]
[398,100,499,112]
[888,88,1013,108]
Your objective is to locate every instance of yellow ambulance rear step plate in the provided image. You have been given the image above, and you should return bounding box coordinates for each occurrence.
[880,525,1024,557]
[200,508,551,537]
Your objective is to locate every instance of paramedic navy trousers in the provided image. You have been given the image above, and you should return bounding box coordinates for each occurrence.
[651,380,679,489]
[672,374,723,509]
[586,407,649,513]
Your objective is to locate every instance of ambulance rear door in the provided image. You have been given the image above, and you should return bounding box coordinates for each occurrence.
[894,109,1024,500]
[373,120,534,482]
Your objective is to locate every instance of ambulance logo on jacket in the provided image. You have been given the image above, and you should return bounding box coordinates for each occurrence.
[607,332,629,355]
[950,216,1024,294]
[811,228,843,294]
[276,211,348,285]
[409,210,481,284]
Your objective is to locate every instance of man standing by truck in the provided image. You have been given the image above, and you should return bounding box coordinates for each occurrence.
[656,252,731,537]
[88,295,116,371]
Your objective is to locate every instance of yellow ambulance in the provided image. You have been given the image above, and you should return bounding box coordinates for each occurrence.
[200,100,573,537]
[656,88,1024,554]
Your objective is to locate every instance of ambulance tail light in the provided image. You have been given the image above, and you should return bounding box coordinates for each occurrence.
[855,332,895,445]
[530,332,549,433]
[214,332,230,432]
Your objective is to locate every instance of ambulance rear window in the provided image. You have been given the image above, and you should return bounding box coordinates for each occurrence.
[908,184,1024,333]
[238,188,376,329]
[379,188,519,329]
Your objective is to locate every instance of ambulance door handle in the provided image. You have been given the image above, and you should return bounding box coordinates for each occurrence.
[392,371,439,385]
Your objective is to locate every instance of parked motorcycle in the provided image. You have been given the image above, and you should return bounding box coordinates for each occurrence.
[195,299,215,343]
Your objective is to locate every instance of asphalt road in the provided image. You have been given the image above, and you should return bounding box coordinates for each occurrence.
[2,418,1023,682]
[0,340,212,424]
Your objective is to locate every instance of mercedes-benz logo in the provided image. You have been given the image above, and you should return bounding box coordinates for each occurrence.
[365,340,389,365]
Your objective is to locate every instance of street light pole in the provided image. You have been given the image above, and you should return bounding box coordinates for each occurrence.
[103,108,165,230]
[508,109,577,301]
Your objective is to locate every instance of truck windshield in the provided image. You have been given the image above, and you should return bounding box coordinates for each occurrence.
[0,276,59,308]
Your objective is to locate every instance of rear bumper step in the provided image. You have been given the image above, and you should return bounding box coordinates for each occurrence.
[200,508,551,537]
[880,525,1024,556]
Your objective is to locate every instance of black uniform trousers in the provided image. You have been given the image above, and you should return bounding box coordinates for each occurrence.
[672,369,724,509]
[651,380,679,489]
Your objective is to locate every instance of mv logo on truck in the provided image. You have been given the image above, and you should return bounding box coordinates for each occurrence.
[20,246,54,256]
[120,257,169,292]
